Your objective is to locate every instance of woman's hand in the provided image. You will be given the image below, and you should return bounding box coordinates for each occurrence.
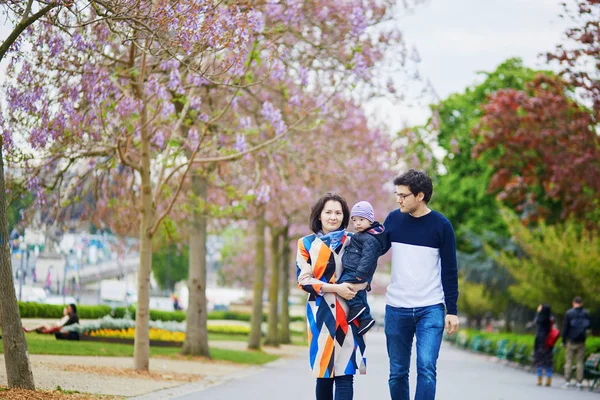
[347,282,368,291]
[336,283,357,300]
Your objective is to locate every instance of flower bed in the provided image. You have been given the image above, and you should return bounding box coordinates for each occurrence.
[81,328,185,347]
[90,328,185,342]
[80,325,252,346]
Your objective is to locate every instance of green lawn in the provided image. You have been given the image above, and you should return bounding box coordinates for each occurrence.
[0,333,279,365]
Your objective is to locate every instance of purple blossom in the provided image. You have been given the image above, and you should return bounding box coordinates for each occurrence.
[152,131,165,148]
[271,59,286,81]
[266,0,281,18]
[168,68,184,94]
[350,6,367,37]
[160,59,180,71]
[189,74,209,87]
[48,35,64,57]
[317,6,329,20]
[261,102,287,135]
[249,10,265,34]
[116,96,138,118]
[0,114,13,150]
[239,116,252,129]
[299,66,308,86]
[288,94,301,107]
[256,184,271,204]
[187,128,199,150]
[189,96,202,110]
[72,32,88,51]
[233,133,247,152]
[352,52,370,80]
[316,94,329,114]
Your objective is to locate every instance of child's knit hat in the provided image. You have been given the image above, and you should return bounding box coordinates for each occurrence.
[351,201,374,223]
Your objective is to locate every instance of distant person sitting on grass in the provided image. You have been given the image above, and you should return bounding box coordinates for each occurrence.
[24,304,79,334]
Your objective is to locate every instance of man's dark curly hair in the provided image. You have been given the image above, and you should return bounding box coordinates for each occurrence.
[393,169,433,204]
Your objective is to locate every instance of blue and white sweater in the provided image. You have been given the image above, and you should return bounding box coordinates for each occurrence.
[383,209,459,315]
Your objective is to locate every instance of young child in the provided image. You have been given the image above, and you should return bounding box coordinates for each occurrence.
[340,201,386,336]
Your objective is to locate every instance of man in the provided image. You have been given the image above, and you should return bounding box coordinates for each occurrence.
[562,296,591,390]
[383,169,459,400]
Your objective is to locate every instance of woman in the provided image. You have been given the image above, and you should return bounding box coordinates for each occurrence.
[24,303,79,333]
[530,304,555,387]
[297,193,368,400]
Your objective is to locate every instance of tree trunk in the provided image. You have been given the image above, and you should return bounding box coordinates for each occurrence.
[133,78,154,371]
[248,217,266,350]
[264,228,280,347]
[504,304,512,333]
[182,172,210,357]
[279,226,291,344]
[0,140,35,389]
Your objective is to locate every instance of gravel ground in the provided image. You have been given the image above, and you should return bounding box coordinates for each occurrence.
[0,341,304,398]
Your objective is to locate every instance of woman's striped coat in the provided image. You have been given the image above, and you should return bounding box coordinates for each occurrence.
[296,232,367,378]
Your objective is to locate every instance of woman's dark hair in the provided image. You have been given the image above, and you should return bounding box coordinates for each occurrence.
[309,193,350,234]
[393,169,433,203]
[537,304,552,328]
[68,303,77,314]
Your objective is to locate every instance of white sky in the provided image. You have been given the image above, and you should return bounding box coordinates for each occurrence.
[368,0,571,131]
[1,0,571,133]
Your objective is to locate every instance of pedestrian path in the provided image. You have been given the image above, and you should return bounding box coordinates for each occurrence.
[133,331,599,400]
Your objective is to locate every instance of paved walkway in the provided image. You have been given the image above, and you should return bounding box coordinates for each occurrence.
[133,331,599,400]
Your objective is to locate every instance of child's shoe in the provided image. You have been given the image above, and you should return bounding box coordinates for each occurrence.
[357,318,375,336]
[347,306,366,323]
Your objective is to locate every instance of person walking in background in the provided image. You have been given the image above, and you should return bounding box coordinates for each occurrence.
[297,193,368,400]
[45,266,52,294]
[528,304,556,387]
[562,296,591,390]
[338,201,387,336]
[383,169,459,400]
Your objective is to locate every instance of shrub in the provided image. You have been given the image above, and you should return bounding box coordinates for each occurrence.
[18,301,304,323]
[447,329,600,373]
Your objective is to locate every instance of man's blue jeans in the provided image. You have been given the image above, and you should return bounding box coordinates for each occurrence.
[385,303,445,400]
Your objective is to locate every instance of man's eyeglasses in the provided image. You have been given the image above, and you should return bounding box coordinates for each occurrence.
[394,192,414,200]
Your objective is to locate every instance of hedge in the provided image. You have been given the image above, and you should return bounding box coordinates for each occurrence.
[445,329,600,373]
[18,302,304,323]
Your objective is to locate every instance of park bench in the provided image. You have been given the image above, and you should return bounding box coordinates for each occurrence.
[457,333,470,349]
[443,331,457,344]
[483,339,494,355]
[513,344,529,366]
[580,353,600,391]
[498,342,516,362]
[470,335,482,352]
[495,339,509,360]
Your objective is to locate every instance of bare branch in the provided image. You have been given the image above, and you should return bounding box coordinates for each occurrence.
[0,2,58,62]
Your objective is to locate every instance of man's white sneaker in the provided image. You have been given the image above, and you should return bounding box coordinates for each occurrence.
[561,382,573,389]
[576,383,583,390]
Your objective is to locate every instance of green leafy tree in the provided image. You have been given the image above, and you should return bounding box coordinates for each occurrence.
[151,221,189,292]
[420,59,554,329]
[492,210,600,317]
[458,277,501,329]
[430,58,546,241]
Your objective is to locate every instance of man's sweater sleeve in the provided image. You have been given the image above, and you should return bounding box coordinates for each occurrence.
[441,220,459,315]
[382,213,392,254]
